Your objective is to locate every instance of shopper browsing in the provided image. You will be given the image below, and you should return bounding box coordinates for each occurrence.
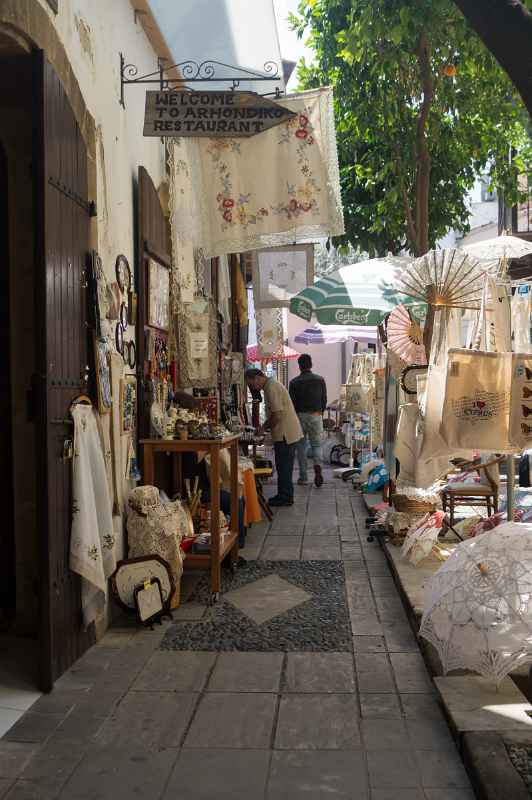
[245,368,302,507]
[289,354,327,487]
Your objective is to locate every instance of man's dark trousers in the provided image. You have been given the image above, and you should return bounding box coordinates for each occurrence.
[274,439,297,502]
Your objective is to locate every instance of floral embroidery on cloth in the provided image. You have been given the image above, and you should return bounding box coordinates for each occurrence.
[70,406,116,628]
[169,88,344,257]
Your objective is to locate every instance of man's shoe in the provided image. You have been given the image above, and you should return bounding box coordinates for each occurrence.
[314,465,324,488]
[297,477,308,485]
[268,496,286,507]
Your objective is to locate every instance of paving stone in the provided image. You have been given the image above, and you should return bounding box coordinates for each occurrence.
[423,790,476,800]
[284,653,355,693]
[0,744,37,780]
[434,675,532,732]
[355,654,395,693]
[184,693,276,749]
[132,651,216,692]
[163,749,270,800]
[267,750,368,799]
[49,709,107,745]
[275,694,361,750]
[361,719,410,750]
[208,652,283,692]
[365,562,392,577]
[260,543,302,561]
[304,525,339,536]
[353,636,386,653]
[301,543,341,560]
[360,694,402,719]
[414,750,471,788]
[224,574,311,625]
[96,691,198,751]
[95,631,136,649]
[382,622,419,652]
[400,694,445,720]
[375,597,408,622]
[18,741,83,792]
[59,745,177,799]
[350,617,384,636]
[367,750,422,788]
[339,529,357,541]
[390,653,434,693]
[3,714,63,744]
[406,719,457,751]
[20,691,79,719]
[0,779,12,800]
[371,790,425,800]
[3,779,58,800]
[172,603,208,621]
[370,577,397,597]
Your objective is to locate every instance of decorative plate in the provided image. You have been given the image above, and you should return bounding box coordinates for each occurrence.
[400,365,428,395]
[127,340,136,369]
[115,254,131,293]
[115,322,124,355]
[122,340,130,366]
[111,555,174,612]
[150,401,166,436]
[119,301,128,330]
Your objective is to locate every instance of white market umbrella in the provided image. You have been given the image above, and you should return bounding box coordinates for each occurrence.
[401,511,445,566]
[461,234,532,263]
[293,324,377,345]
[420,523,532,684]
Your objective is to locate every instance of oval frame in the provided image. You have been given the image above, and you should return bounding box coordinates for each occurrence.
[115,254,131,294]
[115,322,124,355]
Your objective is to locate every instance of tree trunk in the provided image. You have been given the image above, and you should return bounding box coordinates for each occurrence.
[414,32,434,257]
[452,0,532,118]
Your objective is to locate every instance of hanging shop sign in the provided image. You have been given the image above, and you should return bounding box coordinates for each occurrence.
[143,91,296,138]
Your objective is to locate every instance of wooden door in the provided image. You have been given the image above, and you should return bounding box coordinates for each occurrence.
[33,51,94,691]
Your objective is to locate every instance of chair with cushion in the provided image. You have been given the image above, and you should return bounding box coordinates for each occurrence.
[441,455,504,526]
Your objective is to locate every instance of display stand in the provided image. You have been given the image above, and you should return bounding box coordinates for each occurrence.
[140,435,240,602]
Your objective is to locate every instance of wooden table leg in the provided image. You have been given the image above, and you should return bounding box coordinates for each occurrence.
[210,446,221,597]
[142,444,154,486]
[230,441,239,565]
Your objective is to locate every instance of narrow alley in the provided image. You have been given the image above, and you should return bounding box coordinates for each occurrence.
[0,471,474,799]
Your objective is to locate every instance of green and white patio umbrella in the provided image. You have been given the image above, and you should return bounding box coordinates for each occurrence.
[289,257,416,325]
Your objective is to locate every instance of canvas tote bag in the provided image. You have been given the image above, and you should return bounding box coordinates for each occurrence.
[439,280,514,453]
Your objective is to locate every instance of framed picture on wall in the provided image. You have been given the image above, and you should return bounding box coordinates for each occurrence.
[120,376,137,434]
[148,258,170,331]
[94,336,112,414]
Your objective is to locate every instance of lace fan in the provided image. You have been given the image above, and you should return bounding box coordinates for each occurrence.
[386,305,427,365]
[396,249,485,309]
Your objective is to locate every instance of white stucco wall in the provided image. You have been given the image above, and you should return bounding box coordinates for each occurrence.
[151,0,285,95]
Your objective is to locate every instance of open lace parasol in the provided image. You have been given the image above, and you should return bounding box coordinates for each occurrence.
[396,249,486,310]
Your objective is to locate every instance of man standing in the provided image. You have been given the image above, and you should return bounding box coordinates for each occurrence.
[289,354,327,487]
[245,368,302,507]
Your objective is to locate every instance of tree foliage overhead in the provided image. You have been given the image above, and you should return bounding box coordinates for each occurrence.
[291,0,532,256]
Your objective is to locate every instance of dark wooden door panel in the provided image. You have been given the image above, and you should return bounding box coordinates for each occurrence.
[33,51,93,691]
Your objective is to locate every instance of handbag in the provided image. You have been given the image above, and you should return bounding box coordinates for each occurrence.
[439,280,514,453]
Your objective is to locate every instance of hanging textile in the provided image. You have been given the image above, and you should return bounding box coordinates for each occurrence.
[177,299,218,387]
[512,285,532,353]
[169,88,344,257]
[109,353,125,514]
[252,245,314,309]
[234,263,248,325]
[218,254,231,323]
[70,405,116,628]
[256,307,284,358]
[194,248,212,297]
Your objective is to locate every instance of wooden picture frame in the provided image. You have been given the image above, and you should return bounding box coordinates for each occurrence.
[148,258,170,331]
[111,555,175,614]
[120,375,137,434]
[94,336,112,414]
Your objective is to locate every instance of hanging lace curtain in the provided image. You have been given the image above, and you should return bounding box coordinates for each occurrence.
[252,244,314,309]
[256,307,285,359]
[168,88,344,257]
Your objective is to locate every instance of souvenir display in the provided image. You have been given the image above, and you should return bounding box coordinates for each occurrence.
[148,258,170,331]
[94,337,112,414]
[115,254,132,293]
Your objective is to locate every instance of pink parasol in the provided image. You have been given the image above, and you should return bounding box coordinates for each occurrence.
[246,344,300,363]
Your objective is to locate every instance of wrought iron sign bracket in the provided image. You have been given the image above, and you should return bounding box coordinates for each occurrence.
[119,53,283,108]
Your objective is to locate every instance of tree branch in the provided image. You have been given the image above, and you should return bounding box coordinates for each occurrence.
[397,168,419,254]
[452,0,532,118]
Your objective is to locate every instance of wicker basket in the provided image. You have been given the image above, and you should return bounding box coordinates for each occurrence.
[391,494,436,514]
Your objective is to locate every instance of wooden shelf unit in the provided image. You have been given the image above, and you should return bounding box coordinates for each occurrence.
[140,435,240,597]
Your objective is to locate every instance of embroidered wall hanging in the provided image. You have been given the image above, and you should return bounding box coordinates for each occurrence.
[252,244,314,309]
[256,307,285,359]
[169,87,344,257]
[177,299,218,388]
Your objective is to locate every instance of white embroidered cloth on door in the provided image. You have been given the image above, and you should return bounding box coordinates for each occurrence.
[70,405,116,627]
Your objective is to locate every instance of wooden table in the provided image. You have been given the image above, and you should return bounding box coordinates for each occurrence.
[140,435,240,601]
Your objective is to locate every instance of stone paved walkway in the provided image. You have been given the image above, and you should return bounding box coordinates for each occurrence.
[0,471,475,799]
